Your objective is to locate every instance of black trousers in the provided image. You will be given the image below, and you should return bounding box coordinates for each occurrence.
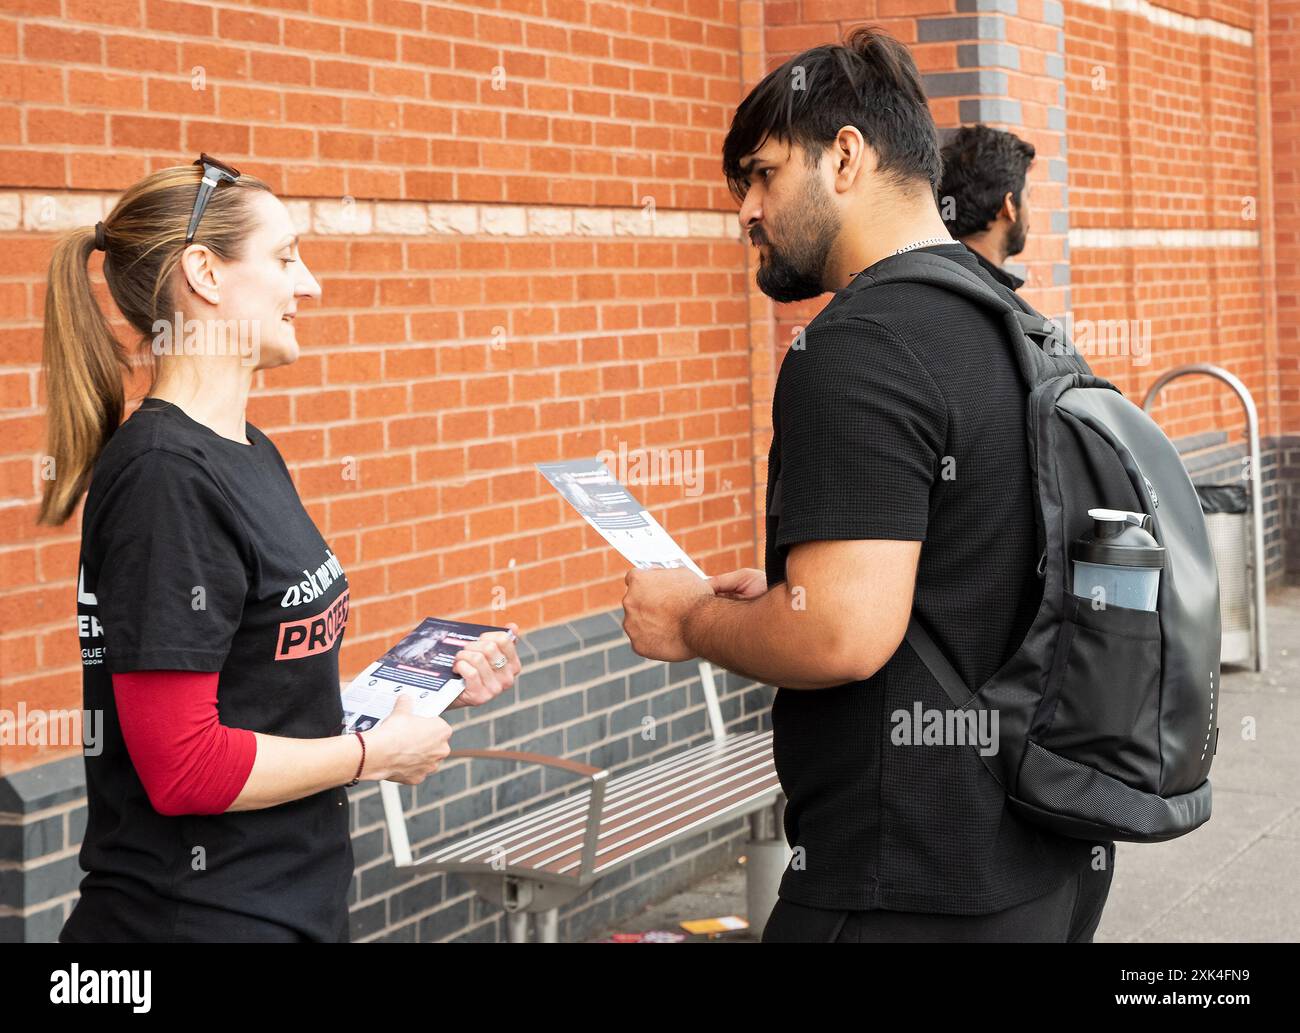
[762,848,1115,943]
[59,882,342,943]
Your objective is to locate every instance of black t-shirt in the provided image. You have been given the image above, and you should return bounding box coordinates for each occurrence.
[60,398,354,943]
[764,242,1097,914]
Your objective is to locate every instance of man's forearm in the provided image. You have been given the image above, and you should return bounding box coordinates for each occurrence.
[683,583,863,690]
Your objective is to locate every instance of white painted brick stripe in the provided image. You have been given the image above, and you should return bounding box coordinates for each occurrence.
[5,193,1259,251]
[1070,228,1260,248]
[1070,0,1253,48]
[0,191,743,241]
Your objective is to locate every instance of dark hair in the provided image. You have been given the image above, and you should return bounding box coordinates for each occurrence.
[937,124,1036,238]
[722,25,942,203]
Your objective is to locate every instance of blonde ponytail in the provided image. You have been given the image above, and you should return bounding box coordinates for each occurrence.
[37,228,127,526]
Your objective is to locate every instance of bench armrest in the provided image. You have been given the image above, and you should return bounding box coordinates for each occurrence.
[449,748,603,778]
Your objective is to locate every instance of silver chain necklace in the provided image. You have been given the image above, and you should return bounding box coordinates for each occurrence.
[847,237,955,281]
[894,236,951,255]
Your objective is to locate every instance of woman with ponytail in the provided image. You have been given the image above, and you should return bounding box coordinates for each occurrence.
[42,157,522,942]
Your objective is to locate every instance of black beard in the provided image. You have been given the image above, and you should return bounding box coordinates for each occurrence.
[1004,217,1027,259]
[752,175,840,303]
[756,244,830,303]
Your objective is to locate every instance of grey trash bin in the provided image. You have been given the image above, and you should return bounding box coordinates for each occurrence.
[1195,483,1254,668]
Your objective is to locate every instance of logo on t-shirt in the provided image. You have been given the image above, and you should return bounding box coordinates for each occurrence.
[275,588,350,661]
[279,549,346,608]
[76,564,106,667]
[273,547,349,660]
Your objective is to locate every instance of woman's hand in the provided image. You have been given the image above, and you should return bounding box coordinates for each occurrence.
[447,622,523,707]
[708,568,768,600]
[363,693,452,784]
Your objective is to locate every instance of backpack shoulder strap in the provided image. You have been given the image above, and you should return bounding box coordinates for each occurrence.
[852,250,1091,388]
[905,615,974,710]
[904,615,1008,792]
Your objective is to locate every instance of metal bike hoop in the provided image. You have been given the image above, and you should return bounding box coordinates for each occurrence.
[1142,364,1266,672]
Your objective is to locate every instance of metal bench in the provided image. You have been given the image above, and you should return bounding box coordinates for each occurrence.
[380,660,787,942]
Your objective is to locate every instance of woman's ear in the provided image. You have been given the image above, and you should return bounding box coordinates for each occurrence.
[179,244,221,305]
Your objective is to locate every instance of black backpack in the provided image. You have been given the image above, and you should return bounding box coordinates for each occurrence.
[856,250,1221,844]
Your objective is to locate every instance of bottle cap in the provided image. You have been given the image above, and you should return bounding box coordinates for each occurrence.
[1069,509,1166,569]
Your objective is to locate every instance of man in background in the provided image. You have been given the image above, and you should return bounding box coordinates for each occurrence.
[938,124,1035,292]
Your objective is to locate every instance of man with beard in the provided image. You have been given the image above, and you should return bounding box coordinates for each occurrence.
[620,25,1113,942]
[938,124,1036,293]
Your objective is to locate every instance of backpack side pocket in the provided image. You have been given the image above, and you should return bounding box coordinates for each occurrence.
[1034,591,1162,791]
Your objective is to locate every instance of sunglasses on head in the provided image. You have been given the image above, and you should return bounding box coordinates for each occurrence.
[185,153,242,245]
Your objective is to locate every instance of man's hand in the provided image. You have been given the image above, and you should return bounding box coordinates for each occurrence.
[622,568,713,662]
[709,567,768,600]
[679,540,921,690]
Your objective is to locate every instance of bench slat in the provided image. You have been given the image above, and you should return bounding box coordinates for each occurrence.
[433,733,774,866]
[420,731,779,876]
[549,770,782,875]
[519,747,777,868]
[592,776,781,875]
[422,732,768,863]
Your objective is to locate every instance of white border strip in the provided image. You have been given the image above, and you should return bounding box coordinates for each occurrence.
[1070,228,1260,249]
[0,190,743,241]
[1070,0,1253,48]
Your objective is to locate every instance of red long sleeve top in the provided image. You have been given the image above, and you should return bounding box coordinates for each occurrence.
[111,670,258,817]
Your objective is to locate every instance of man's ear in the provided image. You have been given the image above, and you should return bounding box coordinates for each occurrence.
[179,244,221,305]
[832,126,872,193]
[1001,191,1019,225]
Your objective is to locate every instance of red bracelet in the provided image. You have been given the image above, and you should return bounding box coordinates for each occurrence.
[346,731,365,787]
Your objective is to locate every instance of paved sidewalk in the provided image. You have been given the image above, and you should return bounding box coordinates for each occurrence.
[594,586,1300,943]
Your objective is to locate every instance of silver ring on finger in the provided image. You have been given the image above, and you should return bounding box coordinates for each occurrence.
[490,655,508,670]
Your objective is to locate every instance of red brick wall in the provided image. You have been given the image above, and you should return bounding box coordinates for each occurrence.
[1065,0,1284,447]
[2,0,1297,779]
[1271,0,1300,434]
[0,0,759,775]
[3,0,745,209]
